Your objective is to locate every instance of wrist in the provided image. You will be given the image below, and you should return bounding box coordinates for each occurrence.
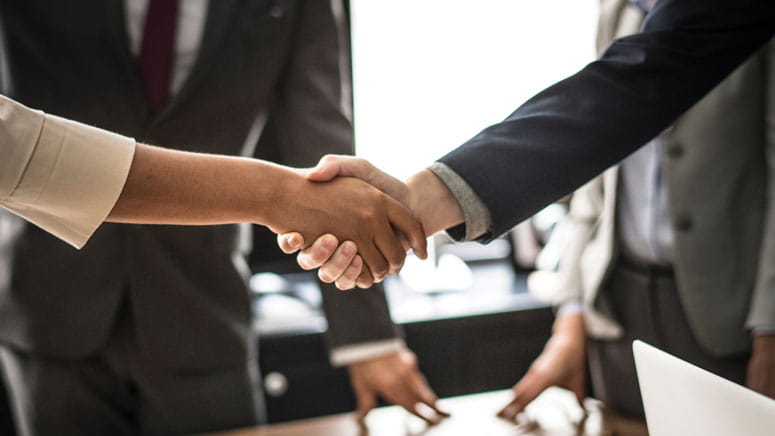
[552,312,585,341]
[251,162,303,230]
[753,333,775,352]
[406,170,464,236]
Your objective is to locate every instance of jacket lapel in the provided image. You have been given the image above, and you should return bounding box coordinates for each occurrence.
[105,0,148,119]
[151,0,242,125]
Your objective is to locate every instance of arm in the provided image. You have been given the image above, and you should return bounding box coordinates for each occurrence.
[110,143,421,279]
[0,95,425,267]
[440,0,775,241]
[281,0,775,286]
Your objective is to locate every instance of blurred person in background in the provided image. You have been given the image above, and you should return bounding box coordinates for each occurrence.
[0,1,440,435]
[497,0,775,421]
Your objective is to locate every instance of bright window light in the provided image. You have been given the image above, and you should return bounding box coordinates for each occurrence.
[351,0,600,180]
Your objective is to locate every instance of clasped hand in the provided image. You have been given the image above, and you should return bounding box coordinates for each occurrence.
[269,159,427,285]
[278,155,429,289]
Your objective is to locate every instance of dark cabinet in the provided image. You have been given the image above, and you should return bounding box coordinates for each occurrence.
[259,304,553,423]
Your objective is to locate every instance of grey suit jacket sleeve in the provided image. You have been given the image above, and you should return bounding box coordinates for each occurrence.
[437,0,775,242]
[269,0,399,348]
[748,38,775,330]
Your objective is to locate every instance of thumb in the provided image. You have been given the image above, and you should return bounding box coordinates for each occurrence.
[277,232,305,254]
[306,155,358,182]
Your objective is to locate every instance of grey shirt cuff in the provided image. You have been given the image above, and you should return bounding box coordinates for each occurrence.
[427,162,492,241]
[752,326,775,336]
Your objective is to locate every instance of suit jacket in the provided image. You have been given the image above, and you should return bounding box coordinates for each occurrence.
[438,0,775,242]
[0,0,398,370]
[551,0,775,357]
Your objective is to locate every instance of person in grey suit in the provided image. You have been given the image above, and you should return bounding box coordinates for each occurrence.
[495,0,775,419]
[0,1,442,435]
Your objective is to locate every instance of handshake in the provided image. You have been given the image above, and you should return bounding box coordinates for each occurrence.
[269,155,464,290]
[107,144,464,289]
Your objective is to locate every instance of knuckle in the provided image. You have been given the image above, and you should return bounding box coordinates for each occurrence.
[318,270,334,283]
[372,264,388,278]
[309,251,327,265]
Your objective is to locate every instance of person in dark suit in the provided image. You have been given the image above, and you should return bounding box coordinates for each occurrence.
[283,0,775,286]
[0,1,442,435]
[279,0,775,400]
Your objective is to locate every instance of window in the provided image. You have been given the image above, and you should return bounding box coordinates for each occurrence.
[351,0,599,178]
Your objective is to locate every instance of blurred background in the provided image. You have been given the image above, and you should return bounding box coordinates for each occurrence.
[248,0,599,423]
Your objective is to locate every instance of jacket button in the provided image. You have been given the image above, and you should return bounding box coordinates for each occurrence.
[667,143,684,158]
[264,372,288,397]
[674,215,693,232]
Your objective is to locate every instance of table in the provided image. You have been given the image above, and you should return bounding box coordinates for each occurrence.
[198,388,648,436]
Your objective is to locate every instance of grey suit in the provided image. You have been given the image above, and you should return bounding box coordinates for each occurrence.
[556,0,775,357]
[0,1,398,434]
[549,0,775,416]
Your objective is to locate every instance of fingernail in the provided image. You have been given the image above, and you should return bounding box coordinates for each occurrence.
[341,243,355,257]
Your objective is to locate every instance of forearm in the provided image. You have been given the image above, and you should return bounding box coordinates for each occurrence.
[108,143,290,227]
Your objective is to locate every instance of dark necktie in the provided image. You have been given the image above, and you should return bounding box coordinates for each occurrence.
[139,0,180,115]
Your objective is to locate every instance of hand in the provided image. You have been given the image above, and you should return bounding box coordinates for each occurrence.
[747,333,775,398]
[278,233,374,289]
[347,349,449,424]
[278,155,465,288]
[307,155,463,237]
[498,313,587,420]
[268,173,425,281]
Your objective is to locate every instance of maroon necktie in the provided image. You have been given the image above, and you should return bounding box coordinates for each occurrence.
[139,0,180,115]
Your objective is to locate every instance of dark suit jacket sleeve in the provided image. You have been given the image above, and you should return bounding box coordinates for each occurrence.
[438,0,775,242]
[268,0,400,349]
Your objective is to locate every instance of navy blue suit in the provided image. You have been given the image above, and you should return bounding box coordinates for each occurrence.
[439,0,775,241]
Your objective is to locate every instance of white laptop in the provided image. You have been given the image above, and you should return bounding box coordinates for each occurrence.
[633,340,775,436]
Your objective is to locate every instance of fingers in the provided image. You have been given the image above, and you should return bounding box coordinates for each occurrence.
[278,232,369,289]
[296,234,339,271]
[385,196,427,259]
[497,373,548,421]
[317,241,358,283]
[407,370,450,418]
[351,374,378,422]
[384,388,441,426]
[335,255,364,290]
[355,236,390,282]
[354,263,375,289]
[277,232,305,254]
[373,223,406,277]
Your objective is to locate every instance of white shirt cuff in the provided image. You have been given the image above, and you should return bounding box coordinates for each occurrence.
[1,99,135,248]
[329,338,406,367]
[556,300,585,317]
